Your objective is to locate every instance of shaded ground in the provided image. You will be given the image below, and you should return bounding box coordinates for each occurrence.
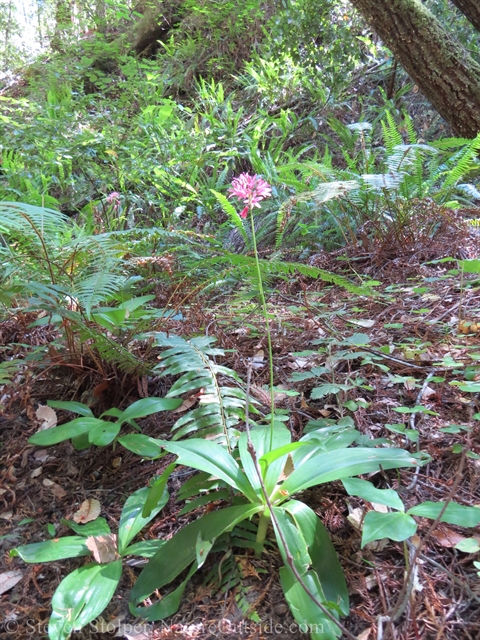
[2,218,480,640]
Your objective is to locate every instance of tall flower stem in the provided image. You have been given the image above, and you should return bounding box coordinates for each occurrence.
[248,201,276,446]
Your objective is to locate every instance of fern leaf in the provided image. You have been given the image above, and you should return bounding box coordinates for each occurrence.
[210,189,249,245]
[149,332,249,446]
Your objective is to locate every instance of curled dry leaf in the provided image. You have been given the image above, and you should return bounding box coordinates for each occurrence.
[35,405,57,431]
[111,457,122,469]
[73,498,101,524]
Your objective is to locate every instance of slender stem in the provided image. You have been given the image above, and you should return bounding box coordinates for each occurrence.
[248,205,276,447]
[255,513,270,557]
[457,264,465,333]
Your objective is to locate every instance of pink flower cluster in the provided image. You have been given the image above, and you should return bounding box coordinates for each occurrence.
[106,191,121,210]
[228,173,272,218]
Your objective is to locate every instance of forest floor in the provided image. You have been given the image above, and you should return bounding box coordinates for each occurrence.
[2,216,480,640]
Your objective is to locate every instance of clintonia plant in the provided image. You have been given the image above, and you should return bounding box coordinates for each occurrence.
[14,175,428,640]
[124,424,423,639]
[119,174,426,639]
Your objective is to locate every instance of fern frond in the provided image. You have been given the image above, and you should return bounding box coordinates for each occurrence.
[0,359,23,386]
[148,332,250,447]
[204,532,262,621]
[442,133,480,188]
[210,189,249,246]
[381,111,403,153]
[404,114,417,145]
[205,253,371,296]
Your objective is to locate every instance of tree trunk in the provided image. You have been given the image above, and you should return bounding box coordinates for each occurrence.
[51,0,72,51]
[348,0,480,138]
[449,0,480,33]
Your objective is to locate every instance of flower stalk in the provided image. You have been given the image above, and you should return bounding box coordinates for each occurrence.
[229,173,276,444]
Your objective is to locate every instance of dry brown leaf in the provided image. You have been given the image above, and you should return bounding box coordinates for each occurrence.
[35,404,57,430]
[30,467,42,478]
[95,615,124,633]
[0,570,23,595]
[371,502,388,513]
[199,393,217,404]
[42,478,66,499]
[73,498,101,524]
[86,534,119,564]
[430,527,468,548]
[249,385,271,406]
[300,395,310,410]
[422,385,436,399]
[288,357,311,370]
[33,450,50,463]
[0,511,13,520]
[347,507,364,530]
[365,538,389,551]
[251,349,265,369]
[112,457,122,469]
[172,395,198,413]
[365,574,378,590]
[278,454,295,482]
[114,625,153,639]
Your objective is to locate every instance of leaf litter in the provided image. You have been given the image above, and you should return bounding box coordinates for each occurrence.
[2,247,480,638]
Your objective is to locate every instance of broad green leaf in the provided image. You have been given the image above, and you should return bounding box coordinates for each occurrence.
[117,434,163,458]
[130,563,197,621]
[458,383,480,393]
[72,432,91,450]
[178,489,230,516]
[407,501,480,526]
[118,486,169,555]
[48,561,122,640]
[131,504,262,602]
[460,259,480,273]
[142,462,177,518]
[393,405,438,415]
[239,423,291,495]
[28,417,105,446]
[196,532,214,569]
[11,536,90,563]
[281,448,419,498]
[361,512,417,547]
[159,439,258,503]
[176,471,215,501]
[279,566,341,640]
[62,518,111,537]
[119,398,183,423]
[272,507,311,576]
[342,478,404,511]
[124,539,165,558]
[88,421,121,446]
[342,332,370,346]
[118,295,155,311]
[454,538,480,553]
[283,500,348,615]
[47,400,93,417]
[311,384,343,399]
[259,442,305,467]
[91,308,127,328]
